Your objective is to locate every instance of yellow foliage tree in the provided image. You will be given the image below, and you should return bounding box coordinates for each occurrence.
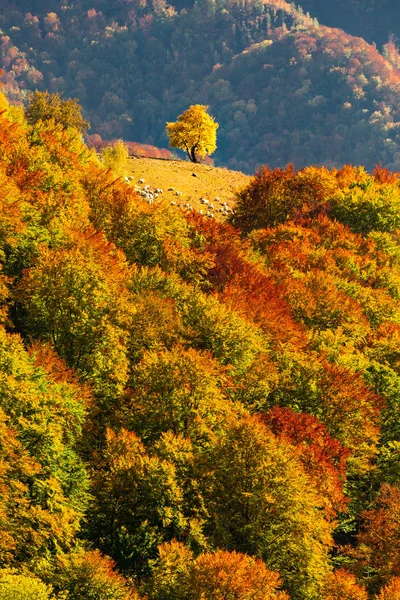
[101,140,130,178]
[166,105,218,163]
[0,570,53,600]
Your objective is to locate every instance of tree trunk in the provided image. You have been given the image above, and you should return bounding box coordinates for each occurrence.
[189,146,199,163]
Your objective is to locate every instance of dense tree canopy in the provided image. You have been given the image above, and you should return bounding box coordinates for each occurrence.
[2,87,400,600]
[0,571,53,600]
[26,91,89,132]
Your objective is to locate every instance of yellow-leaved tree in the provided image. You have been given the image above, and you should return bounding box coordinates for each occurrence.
[101,140,130,178]
[166,105,218,163]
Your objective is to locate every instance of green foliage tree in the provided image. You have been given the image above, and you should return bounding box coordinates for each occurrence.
[25,91,89,132]
[330,182,400,234]
[203,413,334,600]
[121,346,234,444]
[166,105,218,163]
[19,230,134,400]
[0,328,89,569]
[0,570,53,600]
[89,428,188,576]
[146,540,193,600]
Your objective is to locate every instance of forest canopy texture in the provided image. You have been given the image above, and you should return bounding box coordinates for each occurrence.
[3,0,400,171]
[2,84,400,598]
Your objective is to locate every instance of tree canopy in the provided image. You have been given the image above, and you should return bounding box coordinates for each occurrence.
[25,91,89,133]
[2,88,400,600]
[166,105,218,163]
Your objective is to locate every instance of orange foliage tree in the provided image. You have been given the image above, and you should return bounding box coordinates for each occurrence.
[348,484,400,592]
[262,407,350,520]
[377,577,400,600]
[55,549,140,599]
[232,165,338,232]
[149,541,289,600]
[321,569,368,600]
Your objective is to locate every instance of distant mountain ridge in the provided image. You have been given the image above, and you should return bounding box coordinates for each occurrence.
[295,0,400,45]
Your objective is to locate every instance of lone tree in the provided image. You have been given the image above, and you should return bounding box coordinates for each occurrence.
[166,104,218,163]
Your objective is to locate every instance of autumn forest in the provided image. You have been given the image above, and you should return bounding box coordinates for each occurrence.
[0,76,400,597]
[3,0,400,598]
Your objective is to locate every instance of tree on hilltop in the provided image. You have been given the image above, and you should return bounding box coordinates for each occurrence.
[166,105,218,163]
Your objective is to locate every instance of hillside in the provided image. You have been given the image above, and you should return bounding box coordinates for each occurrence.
[295,0,400,45]
[127,156,250,219]
[207,25,400,172]
[3,85,400,600]
[3,0,400,171]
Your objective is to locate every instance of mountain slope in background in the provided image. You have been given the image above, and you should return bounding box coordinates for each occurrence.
[2,0,400,171]
[208,25,400,172]
[295,0,400,46]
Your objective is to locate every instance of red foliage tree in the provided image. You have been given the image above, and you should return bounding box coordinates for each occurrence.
[262,407,349,519]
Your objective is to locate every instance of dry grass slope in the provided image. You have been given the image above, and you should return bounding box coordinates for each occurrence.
[128,157,250,220]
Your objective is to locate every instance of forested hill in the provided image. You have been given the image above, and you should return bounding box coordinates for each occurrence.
[3,86,400,599]
[3,0,400,172]
[295,0,400,46]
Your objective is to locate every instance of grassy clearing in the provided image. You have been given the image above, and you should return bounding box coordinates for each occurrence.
[127,157,251,220]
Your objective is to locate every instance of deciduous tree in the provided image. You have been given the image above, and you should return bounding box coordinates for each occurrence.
[25,91,89,133]
[166,105,218,163]
[321,569,368,600]
[348,484,400,592]
[122,346,233,444]
[89,428,188,576]
[204,413,334,600]
[0,327,89,569]
[148,542,290,600]
[0,570,53,600]
[55,549,140,599]
[100,140,129,178]
[377,577,400,600]
[19,229,134,400]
